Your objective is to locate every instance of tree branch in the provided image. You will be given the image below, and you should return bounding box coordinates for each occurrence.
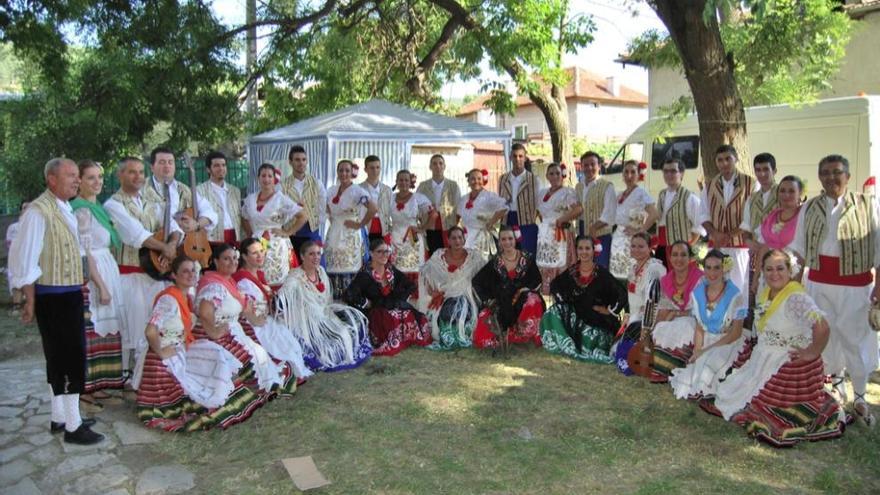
[405,15,463,97]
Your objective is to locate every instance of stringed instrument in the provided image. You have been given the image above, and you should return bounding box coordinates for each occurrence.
[627,279,662,378]
[140,180,172,280]
[179,153,212,268]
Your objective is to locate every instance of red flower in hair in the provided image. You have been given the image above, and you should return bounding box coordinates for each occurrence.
[638,161,648,170]
[560,163,568,178]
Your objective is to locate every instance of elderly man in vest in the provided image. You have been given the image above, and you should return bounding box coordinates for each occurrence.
[282,145,327,256]
[9,158,104,444]
[791,154,880,426]
[499,143,539,256]
[361,155,392,244]
[196,150,242,247]
[575,151,616,268]
[104,157,182,387]
[699,144,758,300]
[655,157,703,267]
[145,147,217,235]
[417,154,461,254]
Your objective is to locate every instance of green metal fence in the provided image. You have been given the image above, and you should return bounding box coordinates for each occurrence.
[0,159,251,214]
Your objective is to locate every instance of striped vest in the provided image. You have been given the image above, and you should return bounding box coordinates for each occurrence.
[145,179,192,214]
[576,178,613,237]
[110,191,162,266]
[282,174,321,230]
[196,181,242,242]
[658,187,694,244]
[802,192,874,275]
[498,170,537,225]
[707,173,754,246]
[747,183,778,231]
[30,190,84,286]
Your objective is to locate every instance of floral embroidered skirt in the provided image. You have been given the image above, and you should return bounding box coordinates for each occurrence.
[367,307,432,356]
[539,302,614,364]
[473,293,544,349]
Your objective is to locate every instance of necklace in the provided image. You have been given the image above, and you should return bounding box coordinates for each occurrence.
[543,186,562,202]
[617,185,637,205]
[627,258,649,293]
[671,271,689,305]
[501,251,519,263]
[705,281,726,312]
[305,270,325,292]
[578,263,595,285]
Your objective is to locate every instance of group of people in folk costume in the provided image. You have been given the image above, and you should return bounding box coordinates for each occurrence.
[8,140,877,448]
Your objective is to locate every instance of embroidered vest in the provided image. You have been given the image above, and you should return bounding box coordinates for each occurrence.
[748,184,778,231]
[498,170,537,225]
[361,181,392,232]
[30,190,84,286]
[110,190,162,266]
[658,188,693,244]
[282,174,321,230]
[416,178,460,229]
[144,179,192,215]
[708,173,754,246]
[802,192,874,275]
[576,178,613,237]
[196,181,242,241]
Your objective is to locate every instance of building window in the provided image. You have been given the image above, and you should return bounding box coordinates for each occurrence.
[513,124,528,140]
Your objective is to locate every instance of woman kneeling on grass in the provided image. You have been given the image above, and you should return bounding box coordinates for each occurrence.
[344,238,432,356]
[539,236,626,363]
[471,225,544,349]
[703,249,845,447]
[137,256,251,431]
[669,249,748,400]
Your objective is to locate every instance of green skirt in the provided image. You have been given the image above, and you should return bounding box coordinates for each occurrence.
[539,303,614,364]
[427,295,475,351]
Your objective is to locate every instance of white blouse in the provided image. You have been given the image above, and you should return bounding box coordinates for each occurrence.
[241,192,301,238]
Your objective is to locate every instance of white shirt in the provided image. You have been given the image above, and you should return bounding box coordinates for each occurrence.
[9,195,83,288]
[658,187,705,236]
[791,194,880,266]
[581,178,617,226]
[150,176,218,230]
[209,181,234,230]
[432,179,445,206]
[361,180,390,220]
[289,175,328,226]
[508,170,525,212]
[738,186,774,233]
[104,192,183,249]
[698,173,760,226]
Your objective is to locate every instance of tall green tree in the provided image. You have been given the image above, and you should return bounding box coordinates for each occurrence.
[630,0,850,179]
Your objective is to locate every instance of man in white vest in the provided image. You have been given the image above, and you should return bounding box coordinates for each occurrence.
[282,145,327,256]
[499,143,539,256]
[104,157,182,388]
[416,154,461,254]
[10,158,103,444]
[196,150,242,247]
[791,154,880,426]
[361,155,392,244]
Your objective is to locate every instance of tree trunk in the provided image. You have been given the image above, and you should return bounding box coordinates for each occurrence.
[526,83,572,165]
[651,0,749,181]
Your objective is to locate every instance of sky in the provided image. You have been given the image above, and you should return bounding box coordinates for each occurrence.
[211,0,667,98]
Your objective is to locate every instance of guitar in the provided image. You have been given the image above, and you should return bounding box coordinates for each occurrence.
[627,279,661,378]
[140,180,172,280]
[179,153,212,268]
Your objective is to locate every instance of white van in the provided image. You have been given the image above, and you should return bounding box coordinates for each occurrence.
[604,95,880,198]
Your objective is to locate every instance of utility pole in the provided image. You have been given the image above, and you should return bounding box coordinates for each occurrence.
[246,0,258,117]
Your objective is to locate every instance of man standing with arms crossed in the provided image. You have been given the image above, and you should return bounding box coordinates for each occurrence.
[498,143,539,256]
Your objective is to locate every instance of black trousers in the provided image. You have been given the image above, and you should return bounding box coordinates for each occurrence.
[35,289,86,395]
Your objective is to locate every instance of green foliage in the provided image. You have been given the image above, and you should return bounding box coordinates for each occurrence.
[629,0,851,107]
[528,139,619,163]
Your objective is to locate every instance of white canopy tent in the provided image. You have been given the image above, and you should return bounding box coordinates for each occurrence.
[247,99,512,191]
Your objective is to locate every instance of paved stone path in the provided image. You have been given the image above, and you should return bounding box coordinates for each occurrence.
[0,358,196,495]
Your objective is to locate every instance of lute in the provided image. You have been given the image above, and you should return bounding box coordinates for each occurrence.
[179,152,212,268]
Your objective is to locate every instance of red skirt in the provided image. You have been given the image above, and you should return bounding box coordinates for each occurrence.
[368,307,432,356]
[473,293,544,349]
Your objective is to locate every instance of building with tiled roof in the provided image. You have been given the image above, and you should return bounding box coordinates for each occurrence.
[456,66,649,144]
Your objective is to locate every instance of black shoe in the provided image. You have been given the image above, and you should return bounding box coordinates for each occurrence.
[51,417,96,434]
[63,424,104,445]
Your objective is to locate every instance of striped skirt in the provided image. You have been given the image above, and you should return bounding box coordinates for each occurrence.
[82,285,124,393]
[702,357,845,447]
[650,344,694,384]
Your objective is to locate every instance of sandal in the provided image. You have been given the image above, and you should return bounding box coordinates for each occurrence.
[830,376,848,405]
[854,393,875,428]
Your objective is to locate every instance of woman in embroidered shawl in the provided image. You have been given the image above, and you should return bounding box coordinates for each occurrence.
[344,238,432,356]
[325,160,379,299]
[535,163,581,295]
[390,169,433,290]
[276,241,372,371]
[72,160,125,408]
[419,226,487,350]
[193,244,294,400]
[234,238,313,383]
[704,249,844,446]
[609,160,659,279]
[137,256,249,432]
[649,241,704,383]
[472,225,544,349]
[670,249,749,400]
[539,236,626,363]
[613,233,666,374]
[457,168,508,260]
[241,164,308,287]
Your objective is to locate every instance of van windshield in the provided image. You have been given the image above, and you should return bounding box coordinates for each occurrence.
[605,142,645,175]
[651,136,699,170]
